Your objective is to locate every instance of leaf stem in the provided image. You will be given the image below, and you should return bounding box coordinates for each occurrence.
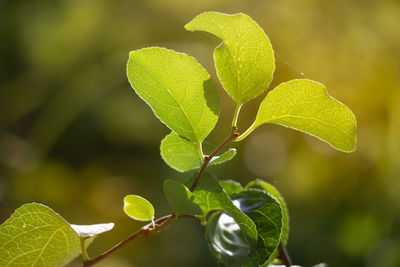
[234,121,257,142]
[232,104,242,127]
[189,126,239,191]
[82,214,200,267]
[80,237,90,261]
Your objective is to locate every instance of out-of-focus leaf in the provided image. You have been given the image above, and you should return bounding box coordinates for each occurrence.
[192,173,258,245]
[238,79,357,152]
[127,47,220,144]
[163,179,202,217]
[123,195,155,222]
[0,203,81,266]
[185,12,275,104]
[246,179,289,245]
[71,223,114,238]
[205,212,250,267]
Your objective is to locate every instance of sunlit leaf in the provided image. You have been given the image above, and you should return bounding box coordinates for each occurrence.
[161,132,236,172]
[163,179,202,217]
[123,195,155,222]
[192,173,258,245]
[186,12,275,104]
[0,203,81,266]
[71,223,114,238]
[238,79,357,152]
[127,47,220,144]
[160,132,201,172]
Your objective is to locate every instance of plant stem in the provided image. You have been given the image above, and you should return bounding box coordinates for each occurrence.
[278,242,292,267]
[232,104,242,127]
[189,126,239,191]
[80,237,90,261]
[83,127,239,266]
[82,214,200,267]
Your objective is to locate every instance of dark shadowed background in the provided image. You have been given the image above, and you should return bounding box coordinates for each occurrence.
[1,0,400,266]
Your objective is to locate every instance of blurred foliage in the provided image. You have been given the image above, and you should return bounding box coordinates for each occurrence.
[1,0,399,266]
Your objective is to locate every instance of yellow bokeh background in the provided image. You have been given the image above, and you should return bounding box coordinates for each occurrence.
[1,0,399,266]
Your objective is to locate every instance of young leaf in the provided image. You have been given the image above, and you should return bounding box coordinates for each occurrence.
[185,12,275,104]
[237,79,357,152]
[163,179,203,217]
[192,173,258,246]
[161,132,236,172]
[246,179,289,246]
[127,47,220,145]
[123,195,155,222]
[231,189,283,266]
[205,212,250,267]
[71,223,115,238]
[209,148,237,166]
[160,132,201,172]
[0,203,81,267]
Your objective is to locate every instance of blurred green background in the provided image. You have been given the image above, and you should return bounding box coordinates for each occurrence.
[1,0,400,266]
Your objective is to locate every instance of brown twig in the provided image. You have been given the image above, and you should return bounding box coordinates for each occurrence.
[189,126,239,191]
[82,214,199,267]
[278,242,292,267]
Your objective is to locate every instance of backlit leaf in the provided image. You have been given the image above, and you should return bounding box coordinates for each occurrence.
[0,203,81,267]
[161,132,236,172]
[185,12,275,104]
[238,79,357,152]
[123,195,155,222]
[127,47,220,144]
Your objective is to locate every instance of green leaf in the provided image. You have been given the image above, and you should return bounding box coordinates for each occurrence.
[163,179,203,217]
[231,189,283,266]
[0,203,81,266]
[160,132,236,172]
[238,79,357,152]
[209,148,237,165]
[185,12,275,104]
[127,47,220,145]
[192,173,258,245]
[71,223,114,238]
[205,212,250,267]
[246,179,289,246]
[123,195,155,222]
[219,179,244,196]
[160,132,201,172]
